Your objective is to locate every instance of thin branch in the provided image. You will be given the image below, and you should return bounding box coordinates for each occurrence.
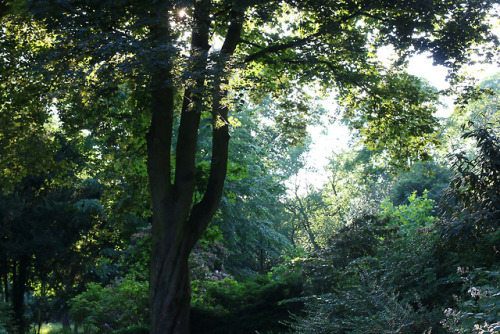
[245,33,320,63]
[359,11,390,23]
[240,38,264,48]
[244,9,368,63]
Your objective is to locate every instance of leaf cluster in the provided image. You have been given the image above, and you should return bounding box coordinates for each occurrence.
[440,123,500,250]
[69,276,149,334]
[341,71,441,170]
[0,302,17,334]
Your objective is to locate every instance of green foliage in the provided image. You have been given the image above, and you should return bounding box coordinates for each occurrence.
[290,212,439,333]
[325,147,392,224]
[119,229,151,282]
[291,196,464,332]
[0,301,17,334]
[289,278,429,334]
[341,72,441,170]
[0,168,107,332]
[283,187,331,251]
[299,214,396,295]
[5,0,499,332]
[381,190,436,234]
[440,123,500,254]
[0,14,57,191]
[442,267,500,334]
[213,101,299,277]
[389,161,452,206]
[446,73,500,138]
[435,123,500,333]
[190,274,304,334]
[377,193,459,310]
[69,276,148,333]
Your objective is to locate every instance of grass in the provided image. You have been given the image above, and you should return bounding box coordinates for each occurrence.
[33,322,81,334]
[35,323,62,334]
[36,323,64,334]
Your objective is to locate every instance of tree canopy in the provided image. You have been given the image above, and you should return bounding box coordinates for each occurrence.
[1,0,498,333]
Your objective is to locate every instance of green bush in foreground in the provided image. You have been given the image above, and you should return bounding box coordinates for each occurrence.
[0,301,17,334]
[70,275,148,333]
[191,273,304,334]
[441,267,500,334]
[114,324,150,334]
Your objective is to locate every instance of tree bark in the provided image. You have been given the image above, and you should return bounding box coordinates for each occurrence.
[2,259,9,302]
[61,310,71,329]
[147,1,243,333]
[12,257,28,334]
[294,192,321,252]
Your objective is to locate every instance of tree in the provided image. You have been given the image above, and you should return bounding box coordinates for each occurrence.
[24,0,500,333]
[325,147,392,220]
[0,172,105,333]
[443,72,500,156]
[389,161,452,206]
[341,72,442,170]
[212,100,300,277]
[284,185,327,252]
[441,123,500,258]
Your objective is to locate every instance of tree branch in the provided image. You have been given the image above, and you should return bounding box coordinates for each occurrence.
[245,33,320,63]
[147,1,175,199]
[188,8,245,246]
[244,9,368,63]
[174,0,212,214]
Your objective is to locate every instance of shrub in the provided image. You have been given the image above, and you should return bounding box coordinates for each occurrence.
[191,273,304,334]
[381,190,436,234]
[440,123,500,254]
[114,324,150,334]
[290,208,454,333]
[0,301,17,334]
[289,275,430,334]
[442,267,500,333]
[70,275,148,333]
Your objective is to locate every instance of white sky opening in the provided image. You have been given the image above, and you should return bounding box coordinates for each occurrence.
[291,45,500,195]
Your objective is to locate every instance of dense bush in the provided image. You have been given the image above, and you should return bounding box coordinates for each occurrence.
[191,273,304,334]
[290,198,454,333]
[70,275,148,333]
[389,161,452,206]
[440,123,500,265]
[436,124,500,332]
[0,301,17,334]
[441,267,500,333]
[298,214,396,295]
[289,277,429,334]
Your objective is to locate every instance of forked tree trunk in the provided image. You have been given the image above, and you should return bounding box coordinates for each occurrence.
[147,2,243,333]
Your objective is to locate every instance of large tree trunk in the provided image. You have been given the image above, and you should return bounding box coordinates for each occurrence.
[147,2,243,333]
[149,213,192,334]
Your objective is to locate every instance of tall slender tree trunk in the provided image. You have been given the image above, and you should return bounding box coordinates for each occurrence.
[12,257,28,334]
[2,259,9,302]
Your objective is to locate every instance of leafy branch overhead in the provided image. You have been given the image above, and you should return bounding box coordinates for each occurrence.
[4,0,498,333]
[341,71,441,170]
